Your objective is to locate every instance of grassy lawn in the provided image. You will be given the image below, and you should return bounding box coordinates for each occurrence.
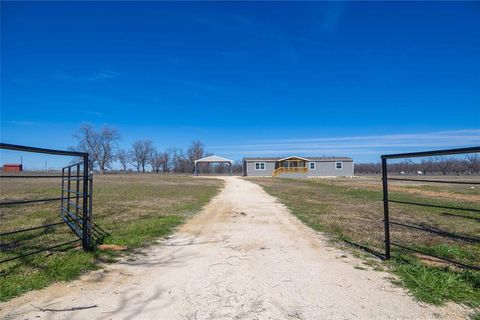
[0,174,222,301]
[249,176,480,309]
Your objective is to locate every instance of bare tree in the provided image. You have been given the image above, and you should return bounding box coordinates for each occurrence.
[169,148,190,173]
[436,156,453,175]
[169,147,180,173]
[354,163,381,174]
[131,140,154,172]
[161,151,170,173]
[466,154,480,174]
[214,163,227,174]
[355,155,480,176]
[73,124,119,174]
[148,149,164,173]
[418,159,434,175]
[116,149,130,172]
[232,160,243,174]
[451,159,468,176]
[187,141,205,172]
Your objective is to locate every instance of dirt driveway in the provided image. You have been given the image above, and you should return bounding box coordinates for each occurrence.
[0,177,467,319]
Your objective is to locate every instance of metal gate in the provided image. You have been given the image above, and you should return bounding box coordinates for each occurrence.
[0,143,93,264]
[381,146,480,270]
[60,160,93,250]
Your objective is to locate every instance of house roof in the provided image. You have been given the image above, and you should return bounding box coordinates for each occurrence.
[243,156,353,162]
[277,155,310,162]
[194,155,233,164]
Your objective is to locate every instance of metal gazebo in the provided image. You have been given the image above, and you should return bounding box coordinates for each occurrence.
[194,155,233,176]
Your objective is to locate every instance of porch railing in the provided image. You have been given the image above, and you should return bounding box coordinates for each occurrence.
[272,167,308,177]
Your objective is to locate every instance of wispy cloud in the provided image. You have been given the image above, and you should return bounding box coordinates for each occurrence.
[54,69,121,82]
[87,70,120,81]
[74,110,103,116]
[196,12,301,63]
[210,129,480,158]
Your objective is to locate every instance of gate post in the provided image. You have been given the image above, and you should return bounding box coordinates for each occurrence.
[89,164,93,245]
[82,154,92,250]
[381,157,391,260]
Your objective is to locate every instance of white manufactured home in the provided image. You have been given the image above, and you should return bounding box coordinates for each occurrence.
[243,156,354,178]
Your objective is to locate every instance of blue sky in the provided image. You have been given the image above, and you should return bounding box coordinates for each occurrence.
[1,1,479,168]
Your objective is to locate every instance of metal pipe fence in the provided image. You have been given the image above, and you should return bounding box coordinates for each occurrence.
[0,143,93,264]
[381,146,480,270]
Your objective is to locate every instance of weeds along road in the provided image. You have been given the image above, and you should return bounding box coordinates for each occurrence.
[0,177,468,320]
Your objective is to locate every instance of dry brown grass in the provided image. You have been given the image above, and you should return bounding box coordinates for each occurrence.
[0,174,223,294]
[1,174,221,231]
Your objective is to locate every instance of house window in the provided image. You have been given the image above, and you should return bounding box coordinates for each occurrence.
[309,162,315,170]
[335,162,343,170]
[255,162,266,170]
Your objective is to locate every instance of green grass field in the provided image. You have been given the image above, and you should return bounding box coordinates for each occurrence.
[0,174,222,301]
[249,176,480,309]
[2,173,479,312]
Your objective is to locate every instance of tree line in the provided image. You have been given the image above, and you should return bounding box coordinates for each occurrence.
[72,124,242,174]
[355,155,480,175]
[73,124,479,176]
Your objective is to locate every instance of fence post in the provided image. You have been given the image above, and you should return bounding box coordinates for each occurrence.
[381,157,391,260]
[89,164,93,245]
[82,155,91,250]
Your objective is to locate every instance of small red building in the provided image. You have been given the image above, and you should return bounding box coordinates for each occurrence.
[3,164,23,172]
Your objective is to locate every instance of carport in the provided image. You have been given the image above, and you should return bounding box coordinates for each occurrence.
[194,155,233,176]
